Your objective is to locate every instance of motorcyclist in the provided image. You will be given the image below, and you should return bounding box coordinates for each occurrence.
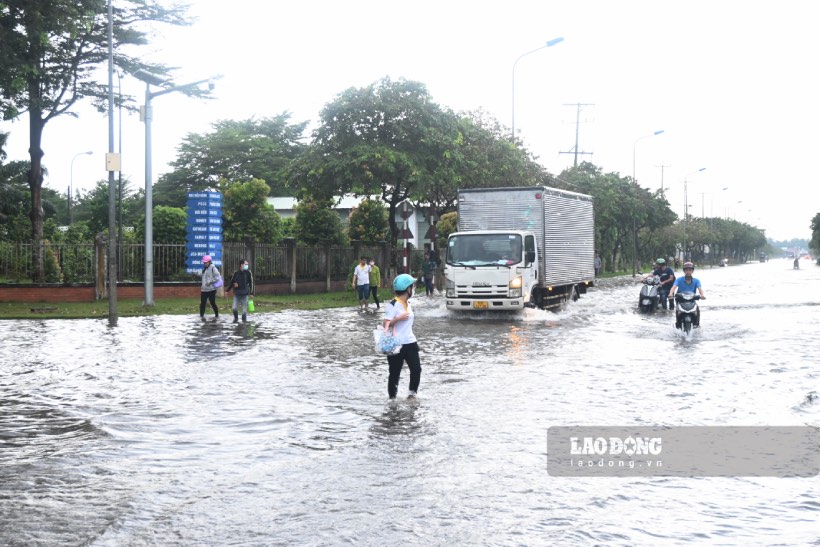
[668,262,706,327]
[652,258,675,310]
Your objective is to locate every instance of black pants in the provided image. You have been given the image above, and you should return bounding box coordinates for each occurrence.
[387,342,421,398]
[200,290,218,317]
[370,286,380,308]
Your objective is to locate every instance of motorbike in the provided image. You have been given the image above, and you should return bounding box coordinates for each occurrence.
[673,292,701,333]
[638,275,660,313]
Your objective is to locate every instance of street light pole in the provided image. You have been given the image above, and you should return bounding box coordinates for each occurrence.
[116,70,123,265]
[69,151,93,223]
[511,37,564,141]
[107,0,118,325]
[631,130,664,276]
[682,167,706,260]
[135,70,220,306]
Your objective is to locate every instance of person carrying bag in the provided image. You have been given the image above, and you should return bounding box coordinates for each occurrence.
[225,258,255,323]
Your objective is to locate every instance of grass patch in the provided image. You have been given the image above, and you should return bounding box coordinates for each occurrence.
[0,290,363,320]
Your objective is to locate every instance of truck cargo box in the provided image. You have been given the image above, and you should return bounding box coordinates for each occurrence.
[457,186,595,286]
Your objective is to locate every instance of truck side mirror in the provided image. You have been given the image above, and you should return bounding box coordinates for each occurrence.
[526,251,536,264]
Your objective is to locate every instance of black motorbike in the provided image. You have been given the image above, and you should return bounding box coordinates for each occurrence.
[673,292,701,333]
[638,275,660,313]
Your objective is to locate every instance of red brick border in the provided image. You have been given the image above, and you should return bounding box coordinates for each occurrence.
[0,280,352,303]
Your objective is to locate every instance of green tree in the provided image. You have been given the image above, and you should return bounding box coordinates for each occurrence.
[435,211,458,251]
[289,77,459,259]
[427,109,549,213]
[154,115,308,207]
[293,196,347,246]
[810,213,820,259]
[135,205,186,244]
[222,178,282,243]
[0,0,190,281]
[347,198,388,242]
[72,179,118,235]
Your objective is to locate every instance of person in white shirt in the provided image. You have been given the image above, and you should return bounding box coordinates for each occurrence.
[352,256,371,312]
[382,274,421,399]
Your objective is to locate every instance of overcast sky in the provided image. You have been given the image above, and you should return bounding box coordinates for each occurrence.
[4,0,819,241]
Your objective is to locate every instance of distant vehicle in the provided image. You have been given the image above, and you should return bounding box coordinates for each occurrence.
[759,253,768,263]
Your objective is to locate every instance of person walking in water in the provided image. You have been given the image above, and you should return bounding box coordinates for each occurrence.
[352,256,371,312]
[225,258,254,323]
[368,257,381,309]
[200,255,221,320]
[422,252,436,297]
[383,274,421,399]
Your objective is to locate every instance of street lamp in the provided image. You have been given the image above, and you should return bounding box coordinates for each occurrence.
[631,130,664,276]
[511,37,564,141]
[69,151,93,223]
[134,69,220,306]
[682,167,706,260]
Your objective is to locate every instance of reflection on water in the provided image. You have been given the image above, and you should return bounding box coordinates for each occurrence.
[1,260,819,545]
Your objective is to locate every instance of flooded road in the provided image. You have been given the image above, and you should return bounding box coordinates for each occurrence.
[1,259,818,545]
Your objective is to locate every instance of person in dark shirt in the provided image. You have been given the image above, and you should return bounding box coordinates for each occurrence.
[225,258,255,322]
[652,258,675,310]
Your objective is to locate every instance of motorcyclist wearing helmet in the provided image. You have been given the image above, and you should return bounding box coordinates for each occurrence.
[668,262,706,326]
[383,273,422,399]
[652,258,675,310]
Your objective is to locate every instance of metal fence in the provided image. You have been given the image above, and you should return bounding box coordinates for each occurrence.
[0,241,391,284]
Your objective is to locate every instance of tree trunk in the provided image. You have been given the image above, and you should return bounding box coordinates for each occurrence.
[28,111,46,283]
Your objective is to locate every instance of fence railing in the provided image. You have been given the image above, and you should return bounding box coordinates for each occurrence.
[0,240,395,285]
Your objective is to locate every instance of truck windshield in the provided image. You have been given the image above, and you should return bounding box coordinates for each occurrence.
[447,234,523,266]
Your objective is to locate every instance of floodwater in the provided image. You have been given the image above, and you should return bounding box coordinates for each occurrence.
[1,259,818,545]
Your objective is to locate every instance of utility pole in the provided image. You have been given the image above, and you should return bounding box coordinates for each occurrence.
[559,102,594,167]
[656,163,671,196]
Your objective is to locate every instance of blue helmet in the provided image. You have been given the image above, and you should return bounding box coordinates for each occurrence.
[392,274,416,292]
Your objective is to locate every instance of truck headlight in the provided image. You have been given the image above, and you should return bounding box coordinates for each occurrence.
[509,276,522,298]
[446,277,455,298]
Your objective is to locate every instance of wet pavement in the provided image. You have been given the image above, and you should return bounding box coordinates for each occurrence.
[1,259,818,545]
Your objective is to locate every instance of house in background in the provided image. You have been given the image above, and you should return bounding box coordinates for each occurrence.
[267,195,438,252]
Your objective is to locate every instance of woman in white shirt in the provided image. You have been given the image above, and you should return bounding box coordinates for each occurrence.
[382,274,421,399]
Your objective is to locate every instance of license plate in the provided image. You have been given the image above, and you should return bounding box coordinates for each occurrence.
[473,301,488,310]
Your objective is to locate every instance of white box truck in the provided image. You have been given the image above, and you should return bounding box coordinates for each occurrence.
[444,186,595,311]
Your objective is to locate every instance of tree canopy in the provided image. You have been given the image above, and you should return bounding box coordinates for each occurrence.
[221,178,282,243]
[0,0,190,281]
[154,115,308,208]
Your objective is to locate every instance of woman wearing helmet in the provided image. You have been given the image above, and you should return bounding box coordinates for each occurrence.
[668,262,706,325]
[199,255,221,320]
[382,273,421,399]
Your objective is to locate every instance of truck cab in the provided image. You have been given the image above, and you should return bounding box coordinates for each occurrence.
[444,230,538,311]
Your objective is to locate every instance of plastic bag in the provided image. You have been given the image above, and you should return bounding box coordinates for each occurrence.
[213,274,224,288]
[373,328,401,355]
[247,298,255,312]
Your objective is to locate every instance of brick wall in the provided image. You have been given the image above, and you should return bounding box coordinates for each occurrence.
[0,280,352,303]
